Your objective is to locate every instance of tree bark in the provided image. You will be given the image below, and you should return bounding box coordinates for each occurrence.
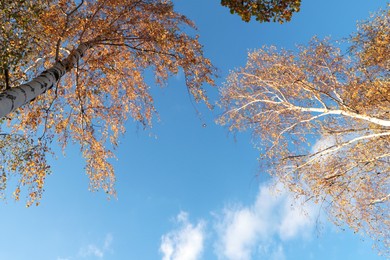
[3,65,10,90]
[0,42,92,118]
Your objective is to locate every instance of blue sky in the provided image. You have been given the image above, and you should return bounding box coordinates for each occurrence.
[0,0,387,259]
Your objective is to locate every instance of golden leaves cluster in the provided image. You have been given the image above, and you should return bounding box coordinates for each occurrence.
[0,0,50,90]
[0,134,50,207]
[1,0,215,205]
[221,0,301,23]
[219,7,389,255]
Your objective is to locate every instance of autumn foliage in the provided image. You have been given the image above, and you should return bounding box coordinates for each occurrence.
[221,0,301,23]
[0,0,48,89]
[0,0,215,206]
[219,7,389,254]
[1,1,390,256]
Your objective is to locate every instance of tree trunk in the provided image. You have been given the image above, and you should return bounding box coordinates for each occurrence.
[0,42,92,118]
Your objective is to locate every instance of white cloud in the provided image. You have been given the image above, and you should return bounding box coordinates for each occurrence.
[214,207,263,260]
[312,135,336,154]
[270,245,286,260]
[103,233,113,251]
[160,211,206,260]
[214,181,316,260]
[78,233,113,259]
[79,244,104,258]
[278,199,313,241]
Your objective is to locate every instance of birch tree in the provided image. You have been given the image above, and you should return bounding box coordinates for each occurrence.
[218,7,389,255]
[0,0,215,206]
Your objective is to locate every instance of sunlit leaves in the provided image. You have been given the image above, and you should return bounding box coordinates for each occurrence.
[350,5,390,73]
[218,7,390,256]
[0,134,50,206]
[1,0,215,205]
[221,0,301,23]
[0,0,49,90]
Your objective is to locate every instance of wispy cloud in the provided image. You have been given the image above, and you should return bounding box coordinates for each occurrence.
[57,233,113,260]
[103,233,113,251]
[77,233,113,259]
[214,182,316,260]
[269,244,286,260]
[160,211,206,260]
[78,244,104,258]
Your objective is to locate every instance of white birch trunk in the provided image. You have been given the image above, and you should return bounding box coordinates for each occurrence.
[293,106,390,128]
[0,42,92,118]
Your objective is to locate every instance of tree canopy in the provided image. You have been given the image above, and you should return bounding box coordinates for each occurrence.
[0,0,49,90]
[218,6,389,254]
[0,0,215,206]
[220,0,301,23]
[2,1,389,255]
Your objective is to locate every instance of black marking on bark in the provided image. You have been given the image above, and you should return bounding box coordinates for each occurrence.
[38,79,46,90]
[41,70,54,83]
[55,61,65,77]
[52,68,60,81]
[20,88,27,101]
[6,94,16,100]
[25,83,35,93]
[6,94,16,110]
[47,70,54,80]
